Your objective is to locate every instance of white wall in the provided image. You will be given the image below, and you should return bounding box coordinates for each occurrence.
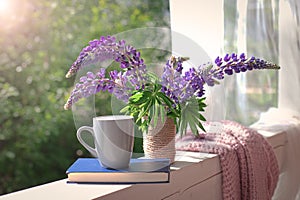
[169,0,225,121]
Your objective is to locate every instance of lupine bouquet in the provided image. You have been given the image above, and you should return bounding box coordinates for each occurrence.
[64,36,280,137]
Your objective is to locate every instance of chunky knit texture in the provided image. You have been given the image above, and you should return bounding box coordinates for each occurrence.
[176,121,279,200]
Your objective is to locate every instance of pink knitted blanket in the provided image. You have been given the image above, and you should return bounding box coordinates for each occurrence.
[176,121,279,200]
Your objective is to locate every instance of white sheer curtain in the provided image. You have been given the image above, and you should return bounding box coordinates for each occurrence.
[223,0,280,125]
[279,0,300,114]
[270,0,300,199]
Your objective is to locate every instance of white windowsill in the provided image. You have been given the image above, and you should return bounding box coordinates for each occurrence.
[0,125,288,200]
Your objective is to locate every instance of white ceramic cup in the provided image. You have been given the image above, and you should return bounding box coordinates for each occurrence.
[76,115,134,169]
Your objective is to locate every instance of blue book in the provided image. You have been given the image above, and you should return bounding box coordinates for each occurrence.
[66,158,170,184]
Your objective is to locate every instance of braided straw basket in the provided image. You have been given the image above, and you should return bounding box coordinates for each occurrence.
[143,117,176,162]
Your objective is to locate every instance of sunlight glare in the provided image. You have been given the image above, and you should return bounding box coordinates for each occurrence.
[0,0,9,13]
[0,0,22,31]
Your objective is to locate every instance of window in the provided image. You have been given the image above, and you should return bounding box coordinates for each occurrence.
[170,0,283,125]
[223,0,279,125]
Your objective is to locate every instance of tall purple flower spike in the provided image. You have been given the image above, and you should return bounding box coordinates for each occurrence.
[161,53,280,104]
[64,36,147,110]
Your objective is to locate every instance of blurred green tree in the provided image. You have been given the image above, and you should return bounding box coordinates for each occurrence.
[0,0,170,194]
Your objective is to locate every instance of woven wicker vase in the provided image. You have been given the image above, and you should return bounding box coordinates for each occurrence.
[143,118,176,163]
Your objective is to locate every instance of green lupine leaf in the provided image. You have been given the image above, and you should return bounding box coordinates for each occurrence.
[159,104,165,123]
[177,96,207,136]
[154,83,162,92]
[167,112,179,119]
[179,113,188,137]
[148,72,159,82]
[153,100,159,128]
[120,105,129,114]
[187,115,199,136]
[155,96,162,105]
[129,91,152,105]
[157,92,180,117]
[136,98,153,123]
[129,92,143,102]
[198,98,207,112]
[197,119,206,132]
[199,113,206,121]
[149,101,156,128]
[156,92,172,106]
[188,115,199,136]
[199,101,207,107]
[188,110,206,133]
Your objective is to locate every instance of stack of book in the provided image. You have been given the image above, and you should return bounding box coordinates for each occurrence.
[66,158,171,184]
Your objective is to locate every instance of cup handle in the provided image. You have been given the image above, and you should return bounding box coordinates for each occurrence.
[76,126,97,157]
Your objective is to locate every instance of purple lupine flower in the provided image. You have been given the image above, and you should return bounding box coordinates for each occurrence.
[224,53,231,62]
[64,69,134,110]
[65,36,148,88]
[65,36,119,78]
[64,36,150,109]
[198,64,216,86]
[239,53,246,61]
[213,53,280,77]
[215,56,222,66]
[161,57,206,104]
[175,57,184,72]
[64,71,109,110]
[161,57,188,103]
[224,68,233,75]
[231,53,238,61]
[160,53,280,105]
